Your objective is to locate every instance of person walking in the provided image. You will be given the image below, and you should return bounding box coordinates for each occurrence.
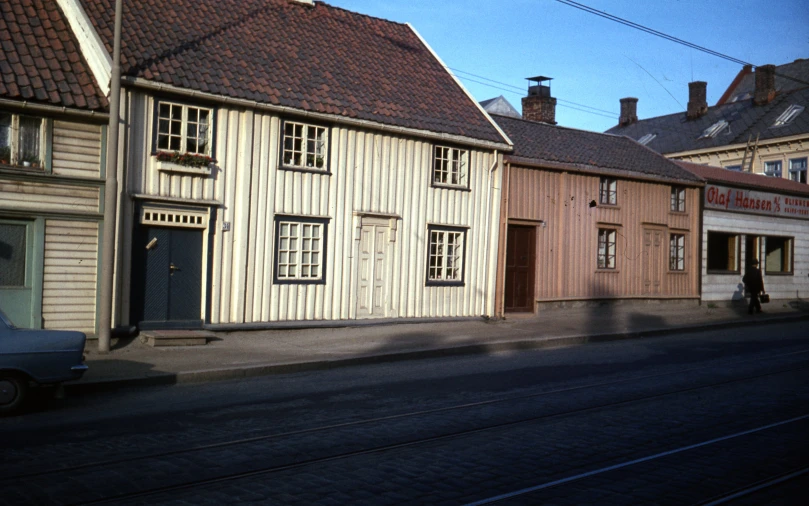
[743,259,765,315]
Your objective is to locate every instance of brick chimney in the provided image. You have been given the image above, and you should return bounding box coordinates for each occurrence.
[522,76,557,125]
[686,81,708,120]
[619,97,638,126]
[753,64,776,106]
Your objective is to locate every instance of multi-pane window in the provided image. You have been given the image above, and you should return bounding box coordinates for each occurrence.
[670,234,685,271]
[599,178,617,205]
[764,236,793,274]
[0,112,44,168]
[789,158,807,183]
[597,228,617,269]
[433,146,468,188]
[156,102,212,155]
[670,187,686,212]
[764,160,782,178]
[725,164,742,172]
[427,227,466,284]
[707,232,739,272]
[282,121,328,170]
[275,218,327,283]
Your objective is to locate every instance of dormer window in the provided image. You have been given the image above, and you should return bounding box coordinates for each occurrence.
[698,120,728,139]
[155,101,213,156]
[772,105,804,127]
[637,133,656,145]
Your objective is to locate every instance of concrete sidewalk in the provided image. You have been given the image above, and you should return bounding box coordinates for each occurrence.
[69,299,809,393]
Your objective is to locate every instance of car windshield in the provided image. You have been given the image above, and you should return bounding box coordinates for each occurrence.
[0,308,17,329]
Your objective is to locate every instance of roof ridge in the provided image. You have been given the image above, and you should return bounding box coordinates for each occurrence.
[315,0,409,27]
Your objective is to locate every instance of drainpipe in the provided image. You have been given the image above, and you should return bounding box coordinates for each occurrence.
[98,0,123,353]
[482,151,498,317]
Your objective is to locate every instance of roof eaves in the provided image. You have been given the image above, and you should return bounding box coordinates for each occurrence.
[406,23,512,148]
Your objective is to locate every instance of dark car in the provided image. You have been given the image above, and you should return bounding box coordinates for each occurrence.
[0,308,88,413]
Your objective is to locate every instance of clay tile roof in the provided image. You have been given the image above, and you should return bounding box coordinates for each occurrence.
[0,0,107,111]
[493,114,702,184]
[80,0,506,144]
[675,160,809,197]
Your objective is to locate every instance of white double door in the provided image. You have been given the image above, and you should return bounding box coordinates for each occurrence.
[356,219,391,319]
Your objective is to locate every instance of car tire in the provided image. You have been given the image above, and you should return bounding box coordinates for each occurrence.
[0,373,28,414]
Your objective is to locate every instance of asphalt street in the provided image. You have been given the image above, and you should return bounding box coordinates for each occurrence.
[1,320,807,505]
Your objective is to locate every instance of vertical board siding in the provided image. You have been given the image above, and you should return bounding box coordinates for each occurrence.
[42,220,98,334]
[701,211,809,301]
[508,166,700,301]
[52,121,102,178]
[203,106,499,323]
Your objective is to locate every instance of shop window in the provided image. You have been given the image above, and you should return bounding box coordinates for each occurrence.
[670,187,686,212]
[274,217,328,284]
[670,234,685,271]
[707,232,739,272]
[433,146,469,189]
[789,158,807,183]
[426,226,466,285]
[599,178,617,205]
[597,228,617,269]
[281,120,328,171]
[0,111,44,169]
[764,236,793,274]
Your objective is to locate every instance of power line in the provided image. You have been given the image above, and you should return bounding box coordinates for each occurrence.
[554,0,752,67]
[448,67,619,118]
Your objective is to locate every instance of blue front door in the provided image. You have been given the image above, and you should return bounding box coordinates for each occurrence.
[132,225,203,329]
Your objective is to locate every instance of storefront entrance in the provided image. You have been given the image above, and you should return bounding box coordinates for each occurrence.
[504,225,536,312]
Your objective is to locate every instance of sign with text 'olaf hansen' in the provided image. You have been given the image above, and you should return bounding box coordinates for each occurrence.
[705,184,809,220]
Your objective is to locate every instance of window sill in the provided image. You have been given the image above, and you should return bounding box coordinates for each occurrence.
[595,268,620,273]
[764,272,794,276]
[706,270,741,275]
[0,162,46,172]
[668,270,689,274]
[156,159,212,176]
[426,280,465,287]
[431,183,471,192]
[279,165,331,175]
[598,204,620,209]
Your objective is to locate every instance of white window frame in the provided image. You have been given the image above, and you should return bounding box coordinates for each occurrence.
[670,187,686,212]
[773,104,804,127]
[155,101,213,156]
[637,133,656,145]
[273,217,328,284]
[432,146,469,189]
[426,226,466,285]
[597,228,617,269]
[599,177,617,205]
[764,160,782,178]
[670,233,686,271]
[0,111,46,169]
[789,158,807,183]
[281,120,329,171]
[699,120,728,139]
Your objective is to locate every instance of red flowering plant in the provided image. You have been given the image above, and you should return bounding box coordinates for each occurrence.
[155,151,216,168]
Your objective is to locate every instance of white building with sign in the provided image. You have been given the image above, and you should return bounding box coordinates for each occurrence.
[678,161,809,303]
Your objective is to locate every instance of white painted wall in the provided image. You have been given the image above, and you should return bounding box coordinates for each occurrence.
[120,90,502,324]
[702,210,809,301]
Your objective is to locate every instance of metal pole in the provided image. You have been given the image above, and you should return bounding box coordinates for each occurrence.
[98,0,123,353]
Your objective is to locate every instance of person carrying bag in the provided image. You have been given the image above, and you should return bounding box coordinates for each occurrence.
[743,259,766,314]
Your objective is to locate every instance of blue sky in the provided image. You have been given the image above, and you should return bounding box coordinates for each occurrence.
[328,0,808,132]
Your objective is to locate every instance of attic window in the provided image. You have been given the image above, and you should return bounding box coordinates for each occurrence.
[637,133,656,145]
[772,105,804,127]
[698,120,728,139]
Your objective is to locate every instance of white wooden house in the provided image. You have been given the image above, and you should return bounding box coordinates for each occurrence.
[0,0,108,334]
[64,0,511,330]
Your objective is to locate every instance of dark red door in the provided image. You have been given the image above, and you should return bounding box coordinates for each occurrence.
[505,225,536,312]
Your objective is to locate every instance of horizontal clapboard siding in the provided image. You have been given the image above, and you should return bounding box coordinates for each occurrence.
[51,121,103,178]
[701,210,809,301]
[42,220,99,334]
[0,180,100,213]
